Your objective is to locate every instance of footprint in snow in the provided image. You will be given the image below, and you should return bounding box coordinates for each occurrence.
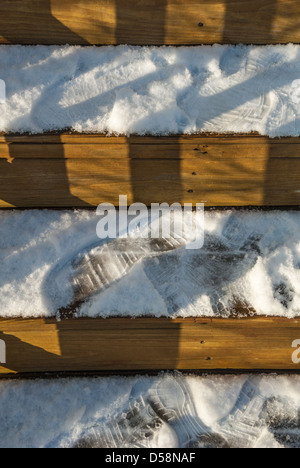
[44,214,265,318]
[73,374,229,449]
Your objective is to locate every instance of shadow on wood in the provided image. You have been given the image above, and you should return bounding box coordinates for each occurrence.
[1,135,300,207]
[223,0,278,43]
[0,0,299,45]
[1,135,91,207]
[115,0,167,45]
[0,318,300,375]
[0,0,90,45]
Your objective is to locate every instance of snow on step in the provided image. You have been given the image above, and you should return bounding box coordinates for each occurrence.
[1,44,300,136]
[0,373,300,448]
[0,209,299,319]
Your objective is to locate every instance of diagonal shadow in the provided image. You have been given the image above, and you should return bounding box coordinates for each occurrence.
[0,331,64,374]
[0,319,181,374]
[0,0,91,208]
[0,1,182,379]
[115,0,183,205]
[1,136,91,208]
[223,0,298,207]
[0,0,89,45]
[1,0,298,384]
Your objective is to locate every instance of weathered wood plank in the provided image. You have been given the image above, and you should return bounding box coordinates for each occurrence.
[0,135,300,207]
[0,0,299,46]
[0,317,300,375]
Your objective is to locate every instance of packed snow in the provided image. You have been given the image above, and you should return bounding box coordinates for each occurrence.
[1,372,300,448]
[1,44,300,136]
[0,208,300,318]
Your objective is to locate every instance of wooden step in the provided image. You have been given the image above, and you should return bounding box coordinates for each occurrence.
[0,0,298,45]
[1,134,300,208]
[0,317,300,376]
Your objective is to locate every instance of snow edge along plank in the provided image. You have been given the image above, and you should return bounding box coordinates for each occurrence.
[0,134,300,207]
[0,0,299,45]
[0,317,300,375]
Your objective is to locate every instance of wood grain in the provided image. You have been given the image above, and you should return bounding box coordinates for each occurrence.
[0,0,299,45]
[0,134,300,207]
[0,317,300,375]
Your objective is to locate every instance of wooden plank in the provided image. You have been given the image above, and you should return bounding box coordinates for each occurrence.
[0,135,300,207]
[0,0,299,46]
[0,317,300,375]
[2,135,300,159]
